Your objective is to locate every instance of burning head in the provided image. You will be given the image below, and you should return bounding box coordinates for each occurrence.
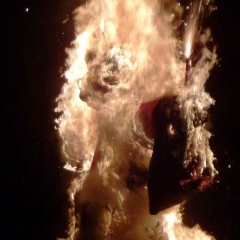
[80,46,133,110]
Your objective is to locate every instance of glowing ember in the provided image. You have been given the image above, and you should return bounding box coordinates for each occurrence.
[55,0,218,239]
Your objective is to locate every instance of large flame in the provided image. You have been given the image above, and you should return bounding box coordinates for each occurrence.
[55,0,217,239]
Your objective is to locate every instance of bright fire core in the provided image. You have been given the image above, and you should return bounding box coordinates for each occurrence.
[56,0,217,239]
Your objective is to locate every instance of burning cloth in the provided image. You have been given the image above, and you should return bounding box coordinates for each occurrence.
[56,0,218,239]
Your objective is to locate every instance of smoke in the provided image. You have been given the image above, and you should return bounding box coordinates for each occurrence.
[55,0,217,239]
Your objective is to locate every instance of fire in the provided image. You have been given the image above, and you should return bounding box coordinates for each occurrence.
[100,19,105,33]
[55,0,217,239]
[161,206,215,240]
[185,40,192,59]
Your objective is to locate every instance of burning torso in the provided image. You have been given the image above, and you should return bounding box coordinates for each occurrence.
[56,0,217,239]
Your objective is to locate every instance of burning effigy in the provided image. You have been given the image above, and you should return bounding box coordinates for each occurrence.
[56,0,218,239]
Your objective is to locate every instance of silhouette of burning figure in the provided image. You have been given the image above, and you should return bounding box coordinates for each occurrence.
[56,1,218,237]
[79,46,215,218]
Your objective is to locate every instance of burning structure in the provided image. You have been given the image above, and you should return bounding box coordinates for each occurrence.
[56,0,218,239]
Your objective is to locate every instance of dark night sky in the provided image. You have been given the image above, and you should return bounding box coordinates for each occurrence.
[2,0,240,239]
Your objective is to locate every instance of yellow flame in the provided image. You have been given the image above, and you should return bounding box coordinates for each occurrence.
[161,206,215,240]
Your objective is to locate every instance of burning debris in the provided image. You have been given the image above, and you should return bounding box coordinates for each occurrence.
[55,0,218,239]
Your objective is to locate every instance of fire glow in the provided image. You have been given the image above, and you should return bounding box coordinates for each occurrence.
[55,0,217,239]
[185,40,192,59]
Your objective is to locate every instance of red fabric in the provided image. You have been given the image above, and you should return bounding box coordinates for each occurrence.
[136,99,160,139]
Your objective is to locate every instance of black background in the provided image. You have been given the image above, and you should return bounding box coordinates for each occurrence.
[2,0,240,239]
